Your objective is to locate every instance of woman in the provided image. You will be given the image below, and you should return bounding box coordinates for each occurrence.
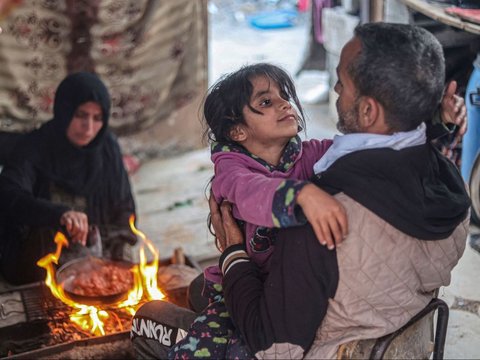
[0,72,136,285]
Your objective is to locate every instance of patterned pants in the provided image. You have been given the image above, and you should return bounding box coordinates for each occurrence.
[131,279,253,359]
[169,280,253,359]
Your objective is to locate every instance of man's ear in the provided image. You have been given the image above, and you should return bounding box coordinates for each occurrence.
[358,96,385,131]
[229,125,247,142]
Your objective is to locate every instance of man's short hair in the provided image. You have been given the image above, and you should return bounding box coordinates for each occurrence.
[351,23,445,132]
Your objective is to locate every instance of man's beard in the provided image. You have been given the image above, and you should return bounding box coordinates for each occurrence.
[336,98,361,134]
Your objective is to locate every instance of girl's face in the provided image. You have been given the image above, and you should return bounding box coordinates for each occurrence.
[240,75,299,148]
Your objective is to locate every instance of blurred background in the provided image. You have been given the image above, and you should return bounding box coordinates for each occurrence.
[0,0,477,164]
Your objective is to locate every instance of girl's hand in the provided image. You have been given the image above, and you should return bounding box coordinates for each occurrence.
[60,210,89,245]
[441,81,467,139]
[296,184,348,250]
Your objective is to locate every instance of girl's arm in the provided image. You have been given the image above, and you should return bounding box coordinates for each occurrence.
[214,156,348,247]
[296,183,348,250]
[213,157,309,228]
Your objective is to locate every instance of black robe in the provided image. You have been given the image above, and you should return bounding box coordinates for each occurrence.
[0,72,136,285]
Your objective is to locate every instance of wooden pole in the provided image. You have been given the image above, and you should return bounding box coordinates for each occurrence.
[371,0,385,22]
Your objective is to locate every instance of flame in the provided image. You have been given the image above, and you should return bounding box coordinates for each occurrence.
[129,215,165,301]
[37,233,110,336]
[38,215,165,335]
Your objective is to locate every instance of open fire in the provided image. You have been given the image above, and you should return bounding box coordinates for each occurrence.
[36,215,165,336]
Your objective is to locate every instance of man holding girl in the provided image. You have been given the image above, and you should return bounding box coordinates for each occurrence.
[132,22,469,359]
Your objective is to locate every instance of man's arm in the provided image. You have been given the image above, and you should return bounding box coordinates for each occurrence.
[214,201,339,357]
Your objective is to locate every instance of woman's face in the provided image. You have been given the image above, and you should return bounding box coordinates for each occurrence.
[66,101,103,147]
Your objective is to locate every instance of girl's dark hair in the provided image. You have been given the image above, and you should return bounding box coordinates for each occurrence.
[203,63,305,143]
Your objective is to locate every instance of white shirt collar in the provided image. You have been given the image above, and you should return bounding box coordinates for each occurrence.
[313,122,427,174]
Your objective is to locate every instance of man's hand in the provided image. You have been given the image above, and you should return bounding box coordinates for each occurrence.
[209,193,226,251]
[441,80,467,139]
[208,192,243,253]
[296,184,348,250]
[219,201,244,250]
[60,210,89,246]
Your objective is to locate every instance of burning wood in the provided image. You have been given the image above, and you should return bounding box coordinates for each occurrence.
[36,215,166,336]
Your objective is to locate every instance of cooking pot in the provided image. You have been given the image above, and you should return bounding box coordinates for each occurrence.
[56,256,134,306]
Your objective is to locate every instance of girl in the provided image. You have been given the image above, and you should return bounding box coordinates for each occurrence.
[207,64,348,267]
[171,63,347,359]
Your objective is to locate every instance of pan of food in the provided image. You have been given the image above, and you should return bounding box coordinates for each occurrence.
[56,256,135,306]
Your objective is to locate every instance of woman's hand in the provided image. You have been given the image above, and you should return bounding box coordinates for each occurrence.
[296,183,348,250]
[208,192,243,253]
[60,210,89,246]
[441,80,467,139]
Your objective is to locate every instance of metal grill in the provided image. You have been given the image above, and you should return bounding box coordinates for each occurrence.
[0,258,197,358]
[20,283,70,323]
[0,282,134,358]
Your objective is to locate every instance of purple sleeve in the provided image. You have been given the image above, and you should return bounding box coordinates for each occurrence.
[212,157,308,228]
[269,139,334,227]
[299,138,334,178]
[271,179,308,227]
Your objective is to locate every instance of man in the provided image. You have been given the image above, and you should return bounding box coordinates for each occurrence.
[215,23,470,359]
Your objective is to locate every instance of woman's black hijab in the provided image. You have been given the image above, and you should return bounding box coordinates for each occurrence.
[35,72,112,195]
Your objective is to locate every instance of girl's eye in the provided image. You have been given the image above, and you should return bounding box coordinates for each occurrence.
[260,99,271,106]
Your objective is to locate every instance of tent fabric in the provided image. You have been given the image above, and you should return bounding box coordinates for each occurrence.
[0,0,208,136]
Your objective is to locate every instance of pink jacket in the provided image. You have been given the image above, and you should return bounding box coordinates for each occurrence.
[211,137,332,271]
